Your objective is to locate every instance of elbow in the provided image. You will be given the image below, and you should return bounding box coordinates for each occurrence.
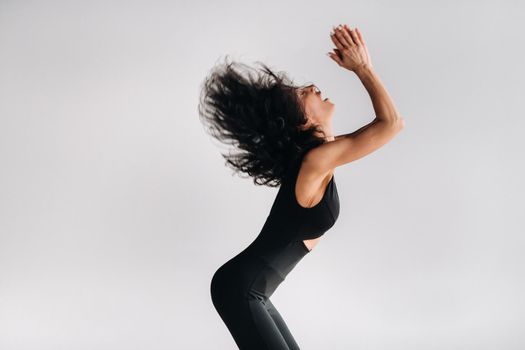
[387,115,405,131]
[398,116,405,129]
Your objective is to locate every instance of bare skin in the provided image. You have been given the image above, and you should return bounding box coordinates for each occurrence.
[294,83,335,252]
[297,24,405,252]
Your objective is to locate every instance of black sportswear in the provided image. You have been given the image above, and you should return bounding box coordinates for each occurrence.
[210,154,340,349]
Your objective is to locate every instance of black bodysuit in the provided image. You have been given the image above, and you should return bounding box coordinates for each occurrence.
[210,154,340,350]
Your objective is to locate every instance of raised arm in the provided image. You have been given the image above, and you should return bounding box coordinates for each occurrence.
[306,24,404,173]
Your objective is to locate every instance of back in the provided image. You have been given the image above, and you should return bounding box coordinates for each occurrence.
[239,154,340,280]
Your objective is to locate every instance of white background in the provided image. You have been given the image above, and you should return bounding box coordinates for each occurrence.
[1,0,524,349]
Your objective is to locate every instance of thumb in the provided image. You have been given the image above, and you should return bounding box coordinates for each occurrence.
[327,51,343,66]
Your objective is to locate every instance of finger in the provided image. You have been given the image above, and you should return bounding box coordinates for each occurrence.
[328,51,343,66]
[340,25,357,46]
[344,25,361,46]
[355,27,366,46]
[334,25,353,48]
[349,29,361,46]
[330,26,347,50]
[330,29,347,51]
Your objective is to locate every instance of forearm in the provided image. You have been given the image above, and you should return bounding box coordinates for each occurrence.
[354,65,402,124]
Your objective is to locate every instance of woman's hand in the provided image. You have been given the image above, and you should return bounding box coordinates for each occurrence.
[327,24,373,73]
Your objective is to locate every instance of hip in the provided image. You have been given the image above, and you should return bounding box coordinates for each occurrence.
[210,253,284,301]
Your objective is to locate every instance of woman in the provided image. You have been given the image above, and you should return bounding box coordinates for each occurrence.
[199,24,405,350]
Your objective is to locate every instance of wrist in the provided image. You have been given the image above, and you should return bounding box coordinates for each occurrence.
[354,64,374,77]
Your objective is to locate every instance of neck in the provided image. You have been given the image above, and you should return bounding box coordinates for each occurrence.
[318,121,335,142]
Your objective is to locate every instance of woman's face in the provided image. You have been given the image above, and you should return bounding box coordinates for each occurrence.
[296,84,335,126]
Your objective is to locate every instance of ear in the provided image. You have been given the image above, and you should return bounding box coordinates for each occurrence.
[298,119,310,131]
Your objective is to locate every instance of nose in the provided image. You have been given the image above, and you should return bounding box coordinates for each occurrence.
[297,84,320,96]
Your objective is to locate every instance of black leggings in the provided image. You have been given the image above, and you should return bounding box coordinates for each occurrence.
[210,255,301,350]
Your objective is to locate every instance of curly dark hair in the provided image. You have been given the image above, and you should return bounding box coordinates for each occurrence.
[198,55,327,187]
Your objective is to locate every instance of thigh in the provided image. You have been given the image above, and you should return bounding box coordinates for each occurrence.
[247,298,293,350]
[265,299,301,350]
[212,293,292,350]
